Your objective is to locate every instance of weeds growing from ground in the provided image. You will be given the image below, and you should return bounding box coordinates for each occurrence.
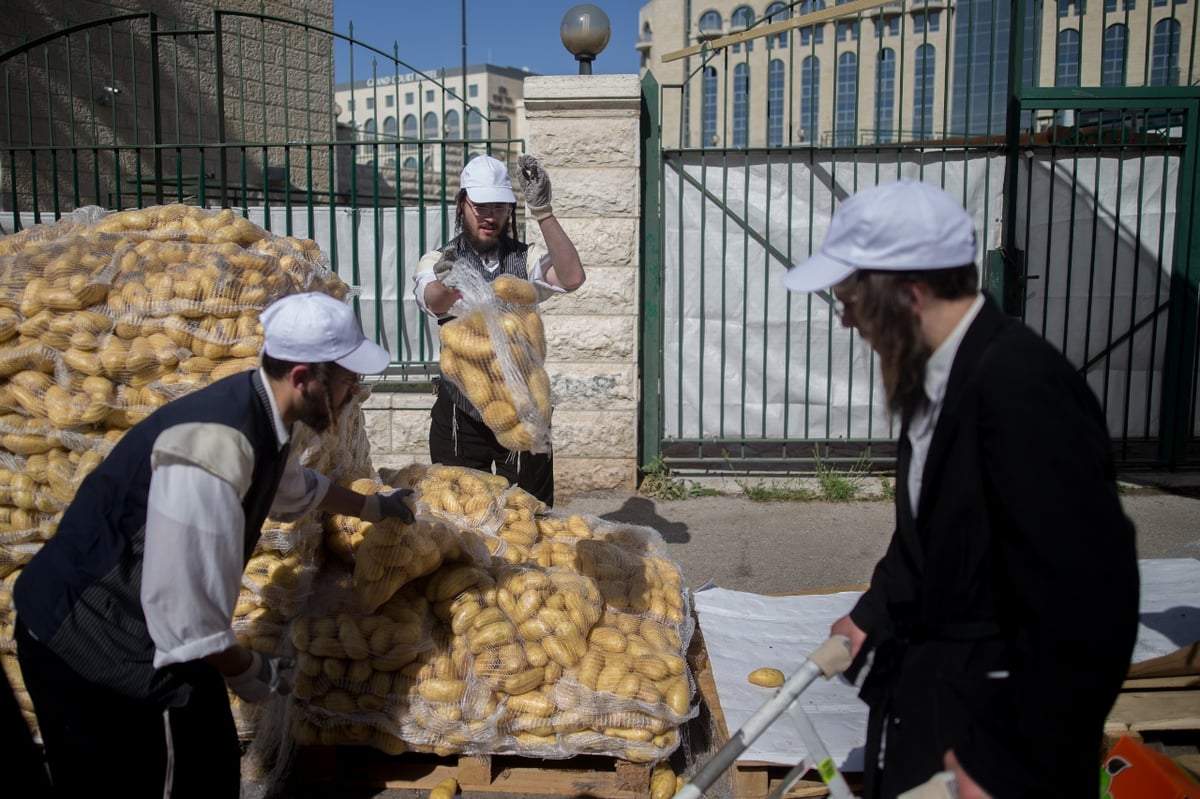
[813,446,871,502]
[639,457,721,500]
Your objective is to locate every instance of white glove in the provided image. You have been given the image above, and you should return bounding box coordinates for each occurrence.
[361,489,416,524]
[517,154,554,221]
[433,248,457,283]
[225,651,294,703]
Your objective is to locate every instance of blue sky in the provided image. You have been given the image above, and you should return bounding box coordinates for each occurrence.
[333,1,646,81]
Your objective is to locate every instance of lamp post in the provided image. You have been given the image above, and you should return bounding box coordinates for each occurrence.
[560,4,611,75]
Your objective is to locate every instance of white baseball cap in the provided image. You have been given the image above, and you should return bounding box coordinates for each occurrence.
[782,179,978,293]
[460,155,516,204]
[260,292,391,374]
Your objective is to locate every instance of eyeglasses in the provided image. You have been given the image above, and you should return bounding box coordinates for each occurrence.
[466,199,511,219]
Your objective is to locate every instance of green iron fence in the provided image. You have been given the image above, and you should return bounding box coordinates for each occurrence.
[641,0,1200,471]
[0,9,524,378]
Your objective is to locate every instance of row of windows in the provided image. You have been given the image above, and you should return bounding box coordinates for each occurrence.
[1059,0,1187,15]
[695,15,1182,147]
[357,109,488,140]
[1055,19,1182,86]
[701,47,937,146]
[725,12,943,52]
[346,83,493,113]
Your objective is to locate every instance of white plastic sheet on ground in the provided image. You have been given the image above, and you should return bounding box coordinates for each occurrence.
[693,557,1200,771]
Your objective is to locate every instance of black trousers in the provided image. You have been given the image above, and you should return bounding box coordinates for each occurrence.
[15,619,241,799]
[429,382,555,506]
[1,640,52,797]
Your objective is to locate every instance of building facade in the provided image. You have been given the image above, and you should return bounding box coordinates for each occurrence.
[636,0,1198,148]
[333,64,532,200]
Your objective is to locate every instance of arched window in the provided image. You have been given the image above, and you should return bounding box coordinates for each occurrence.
[641,21,652,43]
[444,109,461,139]
[423,112,439,139]
[402,114,417,139]
[361,118,376,139]
[798,0,826,12]
[698,10,722,34]
[835,53,857,146]
[467,110,484,140]
[403,156,417,169]
[733,63,750,148]
[766,2,790,48]
[1056,29,1081,87]
[768,59,785,146]
[1150,18,1181,86]
[702,67,719,146]
[383,116,398,137]
[801,56,820,142]
[731,5,755,29]
[1102,24,1128,87]
[875,49,895,143]
[913,44,936,140]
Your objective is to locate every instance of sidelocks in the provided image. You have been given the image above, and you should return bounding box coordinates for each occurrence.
[670,635,961,799]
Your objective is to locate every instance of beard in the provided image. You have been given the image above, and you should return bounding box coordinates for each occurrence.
[877,318,932,425]
[850,273,932,425]
[296,383,342,434]
[463,212,503,254]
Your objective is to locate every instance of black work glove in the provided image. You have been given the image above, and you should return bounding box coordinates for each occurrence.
[225,651,294,703]
[517,154,554,221]
[361,488,416,524]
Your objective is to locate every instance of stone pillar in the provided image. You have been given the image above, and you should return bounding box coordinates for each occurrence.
[362,74,643,496]
[522,75,642,494]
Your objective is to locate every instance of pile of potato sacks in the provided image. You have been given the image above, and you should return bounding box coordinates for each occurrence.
[0,204,697,773]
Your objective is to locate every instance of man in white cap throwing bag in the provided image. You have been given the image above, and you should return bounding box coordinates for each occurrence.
[14,292,415,798]
[414,153,584,506]
[782,180,1138,798]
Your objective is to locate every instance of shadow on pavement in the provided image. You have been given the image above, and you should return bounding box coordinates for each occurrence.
[592,496,691,543]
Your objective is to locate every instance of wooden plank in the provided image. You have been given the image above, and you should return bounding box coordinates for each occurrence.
[289,747,654,798]
[1122,674,1200,690]
[1106,690,1200,733]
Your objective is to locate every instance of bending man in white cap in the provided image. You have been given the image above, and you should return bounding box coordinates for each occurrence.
[782,180,1138,798]
[414,153,584,506]
[14,291,415,798]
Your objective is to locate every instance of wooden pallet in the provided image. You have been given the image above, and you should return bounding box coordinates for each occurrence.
[1105,642,1200,747]
[290,747,655,798]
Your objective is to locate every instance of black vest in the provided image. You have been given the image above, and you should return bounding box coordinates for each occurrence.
[13,370,291,704]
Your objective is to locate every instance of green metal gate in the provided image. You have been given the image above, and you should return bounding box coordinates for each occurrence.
[640,0,1200,472]
[0,9,522,377]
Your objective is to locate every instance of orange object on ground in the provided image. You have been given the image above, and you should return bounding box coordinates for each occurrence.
[1102,735,1200,799]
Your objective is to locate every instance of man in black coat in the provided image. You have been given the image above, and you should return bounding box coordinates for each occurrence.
[782,180,1139,798]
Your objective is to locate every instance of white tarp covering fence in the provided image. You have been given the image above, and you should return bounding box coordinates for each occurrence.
[661,150,1182,445]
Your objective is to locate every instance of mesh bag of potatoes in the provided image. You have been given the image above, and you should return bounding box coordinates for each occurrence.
[438,266,553,454]
[0,203,357,746]
[285,462,698,765]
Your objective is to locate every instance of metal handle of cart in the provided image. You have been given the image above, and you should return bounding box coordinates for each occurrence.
[671,634,855,799]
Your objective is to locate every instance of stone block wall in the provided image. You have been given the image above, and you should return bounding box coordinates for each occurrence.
[0,0,335,212]
[363,75,644,497]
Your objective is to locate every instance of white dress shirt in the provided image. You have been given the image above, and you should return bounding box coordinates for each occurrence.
[142,368,330,668]
[905,294,985,518]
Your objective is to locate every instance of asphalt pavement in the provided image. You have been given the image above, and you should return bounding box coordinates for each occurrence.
[556,472,1200,597]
